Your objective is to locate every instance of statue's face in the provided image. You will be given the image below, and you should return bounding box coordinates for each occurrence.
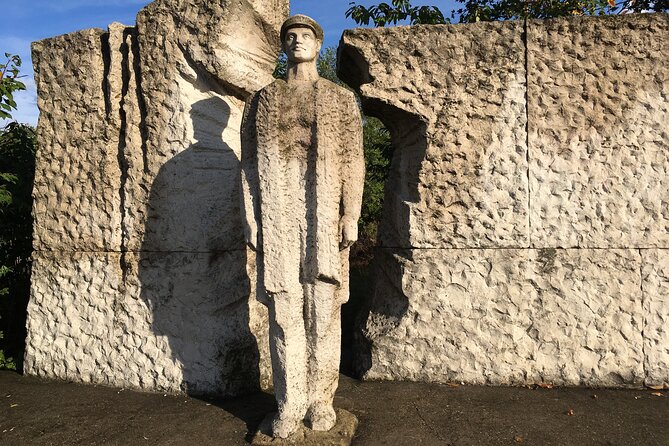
[283,26,321,63]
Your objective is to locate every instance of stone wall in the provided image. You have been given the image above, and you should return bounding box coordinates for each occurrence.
[339,13,669,388]
[26,0,288,396]
[28,8,669,393]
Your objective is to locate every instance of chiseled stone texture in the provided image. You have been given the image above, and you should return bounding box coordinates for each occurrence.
[360,248,644,387]
[27,0,286,396]
[642,249,669,388]
[341,14,668,388]
[127,0,285,252]
[338,21,528,249]
[24,250,270,395]
[528,14,669,248]
[31,29,122,251]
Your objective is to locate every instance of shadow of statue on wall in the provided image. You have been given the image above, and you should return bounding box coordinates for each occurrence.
[138,96,261,397]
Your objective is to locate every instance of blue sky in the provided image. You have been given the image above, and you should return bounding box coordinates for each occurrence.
[1,0,458,125]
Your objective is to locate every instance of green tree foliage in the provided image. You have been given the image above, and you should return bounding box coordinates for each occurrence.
[346,0,446,25]
[316,47,340,84]
[347,0,446,25]
[0,122,36,371]
[346,0,669,25]
[0,54,26,120]
[453,0,668,22]
[0,54,35,371]
[273,52,288,79]
[358,117,392,240]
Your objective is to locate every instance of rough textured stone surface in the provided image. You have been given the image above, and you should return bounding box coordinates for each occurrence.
[339,21,528,249]
[340,14,669,387]
[528,14,669,248]
[31,29,122,251]
[642,249,669,388]
[127,0,285,252]
[25,250,270,395]
[359,249,644,387]
[30,8,669,392]
[27,0,287,396]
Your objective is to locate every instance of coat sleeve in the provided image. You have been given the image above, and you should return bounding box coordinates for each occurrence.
[340,90,365,224]
[240,91,261,249]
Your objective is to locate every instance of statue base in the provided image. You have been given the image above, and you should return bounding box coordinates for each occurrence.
[251,408,358,446]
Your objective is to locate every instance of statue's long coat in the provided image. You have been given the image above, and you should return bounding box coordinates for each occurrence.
[240,78,364,300]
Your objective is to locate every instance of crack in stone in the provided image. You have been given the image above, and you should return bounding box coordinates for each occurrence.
[639,247,647,386]
[116,29,132,285]
[130,27,150,175]
[412,401,448,443]
[524,18,532,249]
[101,33,112,118]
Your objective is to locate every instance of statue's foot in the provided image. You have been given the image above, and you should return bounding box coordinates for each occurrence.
[306,402,337,431]
[271,413,300,439]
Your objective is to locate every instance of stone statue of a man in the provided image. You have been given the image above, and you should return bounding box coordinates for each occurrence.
[240,14,364,439]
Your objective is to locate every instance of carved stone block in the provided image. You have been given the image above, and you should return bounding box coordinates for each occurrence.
[642,249,669,388]
[24,250,270,395]
[31,29,122,251]
[528,15,669,247]
[339,20,529,249]
[360,248,644,387]
[26,0,287,395]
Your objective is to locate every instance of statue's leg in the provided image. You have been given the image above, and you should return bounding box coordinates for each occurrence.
[267,290,308,438]
[304,281,340,431]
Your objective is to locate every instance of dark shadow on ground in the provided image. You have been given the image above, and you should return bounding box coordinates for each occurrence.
[198,390,277,443]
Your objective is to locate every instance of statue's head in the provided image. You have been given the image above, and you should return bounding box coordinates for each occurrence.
[280,14,323,64]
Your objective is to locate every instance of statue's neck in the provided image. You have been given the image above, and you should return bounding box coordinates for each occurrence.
[285,61,319,84]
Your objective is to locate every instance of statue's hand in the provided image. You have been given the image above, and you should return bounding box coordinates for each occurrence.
[339,215,358,250]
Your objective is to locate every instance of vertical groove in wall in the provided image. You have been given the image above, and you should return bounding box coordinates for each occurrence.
[101,33,112,118]
[639,247,647,384]
[524,18,532,249]
[116,30,131,284]
[131,29,150,175]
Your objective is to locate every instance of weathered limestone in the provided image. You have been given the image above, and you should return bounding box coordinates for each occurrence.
[242,16,364,439]
[339,20,528,249]
[26,0,288,396]
[28,2,668,396]
[125,0,287,252]
[642,249,669,388]
[528,15,669,248]
[360,249,644,386]
[26,249,269,394]
[339,13,669,387]
[32,29,122,252]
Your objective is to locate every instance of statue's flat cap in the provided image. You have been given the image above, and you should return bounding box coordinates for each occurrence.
[280,14,324,42]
